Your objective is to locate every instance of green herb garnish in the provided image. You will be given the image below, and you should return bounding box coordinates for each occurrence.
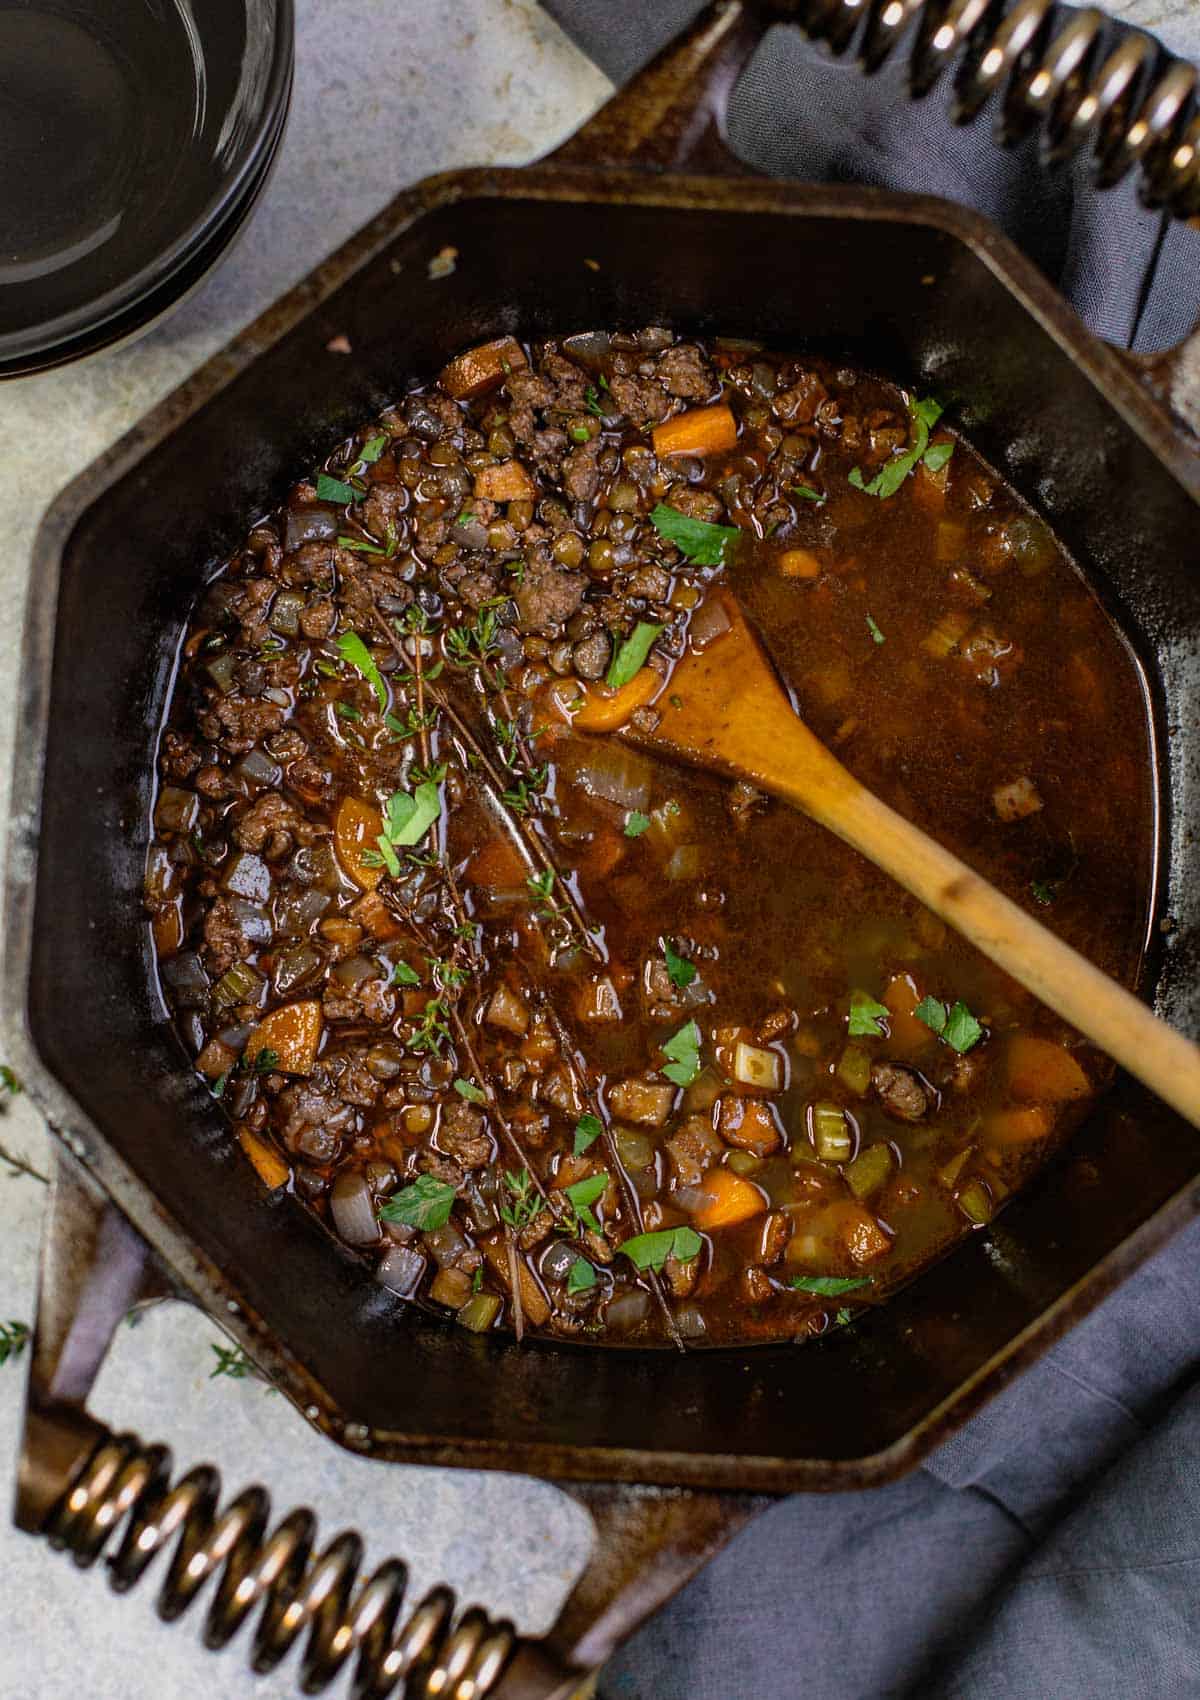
[663,939,697,989]
[848,991,890,1038]
[381,781,442,850]
[454,1078,487,1104]
[660,1018,702,1088]
[563,1171,608,1233]
[337,534,387,555]
[573,1113,603,1156]
[789,1275,873,1296]
[1,1065,22,1094]
[866,615,885,645]
[617,1225,703,1272]
[914,996,984,1054]
[209,1343,255,1380]
[391,961,421,986]
[500,1169,544,1232]
[923,441,955,474]
[0,1320,30,1366]
[316,474,360,505]
[566,1257,597,1295]
[848,395,946,499]
[380,1173,456,1231]
[336,631,388,712]
[606,621,663,690]
[624,810,651,838]
[793,484,824,503]
[1031,880,1055,906]
[649,504,740,566]
[569,424,591,443]
[359,433,388,463]
[335,701,362,722]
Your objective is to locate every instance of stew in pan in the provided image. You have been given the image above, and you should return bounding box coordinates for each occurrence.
[146,329,1154,1347]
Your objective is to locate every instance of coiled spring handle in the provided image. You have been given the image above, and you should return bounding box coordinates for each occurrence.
[43,1428,514,1699]
[790,0,1200,218]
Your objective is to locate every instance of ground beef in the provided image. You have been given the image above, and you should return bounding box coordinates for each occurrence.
[572,630,610,679]
[656,343,713,400]
[561,439,602,502]
[277,1083,356,1160]
[624,563,670,602]
[515,564,586,633]
[438,1098,492,1168]
[201,896,251,973]
[607,370,672,426]
[197,694,286,754]
[299,598,336,639]
[195,764,240,800]
[457,570,499,610]
[774,369,827,424]
[160,729,202,782]
[871,1062,930,1123]
[232,791,304,855]
[281,540,337,588]
[541,351,589,412]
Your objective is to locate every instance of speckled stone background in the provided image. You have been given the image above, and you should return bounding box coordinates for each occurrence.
[1,1,1198,1696]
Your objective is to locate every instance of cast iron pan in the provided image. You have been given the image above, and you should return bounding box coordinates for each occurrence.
[4,4,1200,1697]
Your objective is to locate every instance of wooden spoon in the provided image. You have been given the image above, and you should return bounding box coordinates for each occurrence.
[625,590,1200,1130]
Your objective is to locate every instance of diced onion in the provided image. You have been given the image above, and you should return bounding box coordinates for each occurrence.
[733,1042,782,1091]
[331,1172,381,1246]
[375,1244,427,1295]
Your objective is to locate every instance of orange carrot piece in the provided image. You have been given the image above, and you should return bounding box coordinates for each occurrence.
[778,548,822,579]
[652,403,738,459]
[244,1000,324,1076]
[692,1166,768,1231]
[350,888,405,940]
[1007,1036,1091,1103]
[334,795,384,891]
[573,667,662,731]
[883,972,935,1052]
[984,1105,1053,1144]
[474,459,535,503]
[439,336,526,400]
[237,1127,290,1190]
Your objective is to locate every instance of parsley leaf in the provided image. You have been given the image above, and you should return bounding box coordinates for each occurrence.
[848,395,945,499]
[923,440,955,473]
[848,991,890,1038]
[573,1112,603,1156]
[649,503,740,566]
[660,1019,702,1087]
[584,385,605,417]
[1031,879,1055,906]
[379,1174,455,1231]
[789,1275,873,1296]
[564,1172,608,1232]
[914,996,984,1054]
[793,483,824,504]
[381,781,442,849]
[391,961,421,986]
[336,631,387,712]
[618,1225,703,1272]
[337,534,386,556]
[359,433,388,463]
[624,810,651,838]
[866,614,885,645]
[569,424,591,443]
[606,621,663,689]
[566,1257,597,1295]
[454,1078,487,1104]
[316,474,360,505]
[663,939,697,989]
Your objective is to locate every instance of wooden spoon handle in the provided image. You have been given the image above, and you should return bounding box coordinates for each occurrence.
[793,751,1200,1128]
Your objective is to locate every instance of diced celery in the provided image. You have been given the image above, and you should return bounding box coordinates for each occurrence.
[212,961,265,1008]
[938,1147,973,1189]
[726,1150,763,1177]
[456,1293,502,1333]
[810,1102,853,1163]
[956,1179,993,1225]
[845,1142,894,1200]
[836,1043,872,1096]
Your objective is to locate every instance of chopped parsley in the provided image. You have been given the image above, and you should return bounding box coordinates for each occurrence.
[359,433,388,463]
[337,534,387,556]
[379,1174,456,1231]
[381,781,442,849]
[663,939,697,989]
[923,441,955,474]
[248,1047,279,1076]
[455,510,477,527]
[606,621,663,689]
[336,631,388,712]
[391,961,421,986]
[335,701,362,722]
[1031,880,1056,906]
[618,1225,703,1272]
[584,385,605,417]
[624,810,651,838]
[914,996,985,1054]
[660,1018,702,1087]
[453,1078,487,1104]
[316,473,360,505]
[792,484,824,504]
[563,1171,608,1233]
[866,615,886,645]
[848,395,947,499]
[569,424,591,443]
[649,503,740,567]
[566,1257,597,1295]
[848,991,890,1038]
[573,1112,603,1156]
[500,1169,544,1232]
[1,1065,21,1094]
[789,1275,873,1296]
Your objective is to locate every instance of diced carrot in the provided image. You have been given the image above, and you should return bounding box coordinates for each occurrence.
[1006,1036,1090,1103]
[196,1037,238,1080]
[350,888,404,940]
[439,336,526,400]
[883,972,934,1052]
[574,668,662,732]
[717,1096,783,1157]
[334,795,384,891]
[652,403,738,459]
[691,1166,768,1231]
[152,902,184,956]
[244,1000,324,1076]
[984,1105,1053,1143]
[481,1235,550,1326]
[237,1127,290,1190]
[474,459,536,503]
[778,548,822,580]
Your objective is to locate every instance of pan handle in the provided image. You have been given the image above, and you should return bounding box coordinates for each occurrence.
[16,1152,767,1700]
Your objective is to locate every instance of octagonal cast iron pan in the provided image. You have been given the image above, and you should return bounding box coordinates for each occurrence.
[4,4,1200,1696]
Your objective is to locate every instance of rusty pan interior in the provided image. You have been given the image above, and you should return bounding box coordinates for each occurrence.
[12,168,1200,1493]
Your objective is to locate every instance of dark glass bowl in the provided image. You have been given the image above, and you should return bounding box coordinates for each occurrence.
[0,0,294,378]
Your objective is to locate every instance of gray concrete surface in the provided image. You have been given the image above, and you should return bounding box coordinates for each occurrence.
[2,1,1199,1696]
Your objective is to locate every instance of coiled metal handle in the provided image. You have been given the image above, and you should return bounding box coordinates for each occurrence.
[42,1428,515,1699]
[790,0,1200,218]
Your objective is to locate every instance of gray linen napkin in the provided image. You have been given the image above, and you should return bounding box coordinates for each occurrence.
[541,5,1200,1695]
